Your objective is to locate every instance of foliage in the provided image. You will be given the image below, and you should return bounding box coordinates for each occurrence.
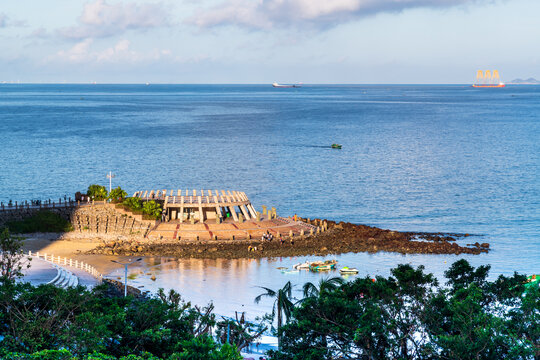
[123,197,143,211]
[255,281,294,349]
[302,276,345,299]
[1,261,537,360]
[142,201,162,220]
[169,336,243,360]
[215,312,267,352]
[5,210,73,233]
[87,184,108,201]
[0,283,242,359]
[108,187,128,203]
[0,228,31,281]
[269,261,538,360]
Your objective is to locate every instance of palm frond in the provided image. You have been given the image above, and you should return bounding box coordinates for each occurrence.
[254,286,277,304]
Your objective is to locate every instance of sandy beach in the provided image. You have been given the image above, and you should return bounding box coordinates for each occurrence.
[21,219,488,277]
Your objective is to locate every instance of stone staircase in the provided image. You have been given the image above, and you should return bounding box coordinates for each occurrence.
[47,264,79,288]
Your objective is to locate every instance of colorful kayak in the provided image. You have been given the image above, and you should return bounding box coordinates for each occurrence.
[309,260,338,272]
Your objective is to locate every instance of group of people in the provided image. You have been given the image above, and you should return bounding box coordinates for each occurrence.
[261,230,294,246]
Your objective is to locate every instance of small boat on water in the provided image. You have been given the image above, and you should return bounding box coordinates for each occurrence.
[331,144,342,149]
[293,261,312,270]
[309,260,338,272]
[272,82,302,88]
[340,266,359,274]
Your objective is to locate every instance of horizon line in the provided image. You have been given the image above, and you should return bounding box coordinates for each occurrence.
[1,82,533,86]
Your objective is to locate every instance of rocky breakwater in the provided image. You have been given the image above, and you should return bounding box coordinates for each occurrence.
[87,218,489,259]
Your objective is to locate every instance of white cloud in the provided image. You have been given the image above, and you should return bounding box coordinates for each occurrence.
[55,38,172,64]
[56,39,94,62]
[58,0,170,40]
[188,0,490,30]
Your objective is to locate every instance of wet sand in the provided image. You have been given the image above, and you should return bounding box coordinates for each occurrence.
[21,220,488,275]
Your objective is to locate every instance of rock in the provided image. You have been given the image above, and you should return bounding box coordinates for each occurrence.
[480,243,490,248]
[320,247,328,251]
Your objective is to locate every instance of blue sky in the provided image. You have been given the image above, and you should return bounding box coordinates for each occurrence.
[0,0,538,83]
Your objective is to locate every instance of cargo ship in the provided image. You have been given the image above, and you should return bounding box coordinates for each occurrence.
[272,82,302,88]
[472,70,505,88]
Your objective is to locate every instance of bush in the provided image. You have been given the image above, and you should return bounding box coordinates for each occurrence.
[108,187,128,203]
[123,197,143,210]
[87,185,108,201]
[142,201,162,220]
[5,211,73,233]
[0,283,243,359]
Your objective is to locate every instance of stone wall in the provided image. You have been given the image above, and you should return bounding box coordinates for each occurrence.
[0,203,157,237]
[70,204,156,237]
[0,205,75,227]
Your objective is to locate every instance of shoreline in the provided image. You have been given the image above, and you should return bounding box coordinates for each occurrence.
[21,219,489,270]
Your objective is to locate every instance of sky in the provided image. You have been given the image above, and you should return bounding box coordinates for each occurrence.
[0,0,538,84]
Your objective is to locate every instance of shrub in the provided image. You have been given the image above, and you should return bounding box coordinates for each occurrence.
[0,283,243,359]
[87,185,108,201]
[5,211,73,233]
[142,201,162,220]
[123,197,143,210]
[108,187,128,203]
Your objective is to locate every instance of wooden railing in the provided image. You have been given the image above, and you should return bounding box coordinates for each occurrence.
[29,251,103,283]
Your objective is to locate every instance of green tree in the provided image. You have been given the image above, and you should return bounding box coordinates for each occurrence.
[142,201,162,220]
[0,228,31,281]
[424,261,535,360]
[87,185,108,201]
[302,276,345,299]
[215,312,266,352]
[444,258,491,294]
[108,187,128,203]
[123,197,143,210]
[254,281,295,349]
[170,336,242,360]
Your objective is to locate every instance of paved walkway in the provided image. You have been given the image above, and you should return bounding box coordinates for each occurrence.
[150,218,315,240]
[19,256,99,287]
[20,257,57,285]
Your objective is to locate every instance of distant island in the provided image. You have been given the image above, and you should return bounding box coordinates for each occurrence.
[507,77,540,84]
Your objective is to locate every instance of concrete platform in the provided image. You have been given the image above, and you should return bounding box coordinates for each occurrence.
[148,217,314,241]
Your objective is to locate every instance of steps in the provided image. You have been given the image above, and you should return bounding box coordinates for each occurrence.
[46,264,79,288]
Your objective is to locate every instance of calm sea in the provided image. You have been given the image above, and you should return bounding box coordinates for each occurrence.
[1,84,538,316]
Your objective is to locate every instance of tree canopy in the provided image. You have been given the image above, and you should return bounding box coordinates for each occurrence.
[87,185,108,201]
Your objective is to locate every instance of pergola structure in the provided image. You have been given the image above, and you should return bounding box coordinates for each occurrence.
[133,189,258,223]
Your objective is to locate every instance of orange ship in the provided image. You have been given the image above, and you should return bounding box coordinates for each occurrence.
[472,70,505,88]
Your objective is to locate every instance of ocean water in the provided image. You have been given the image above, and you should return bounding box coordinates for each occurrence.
[1,84,539,316]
